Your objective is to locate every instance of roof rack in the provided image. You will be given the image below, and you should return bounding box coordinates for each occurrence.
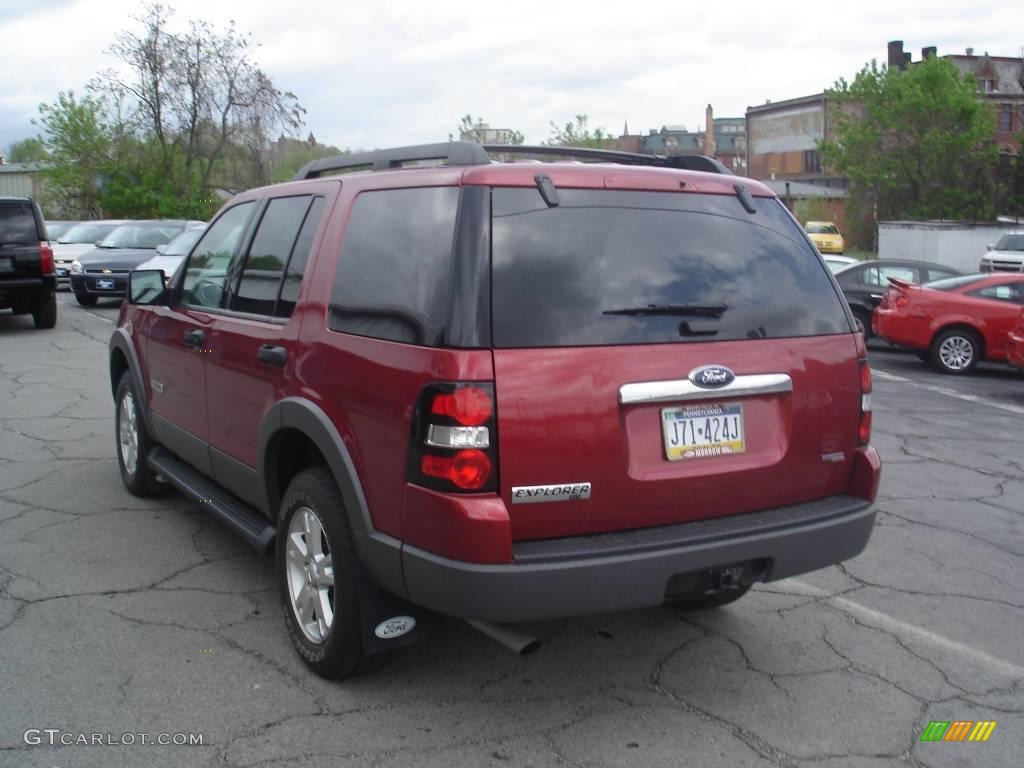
[291,141,730,181]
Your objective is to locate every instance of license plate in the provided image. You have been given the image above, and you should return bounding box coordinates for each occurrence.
[0,257,11,273]
[55,268,67,276]
[95,278,115,290]
[661,403,745,461]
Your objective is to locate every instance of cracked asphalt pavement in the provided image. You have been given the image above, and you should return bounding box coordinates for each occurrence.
[1,293,1022,768]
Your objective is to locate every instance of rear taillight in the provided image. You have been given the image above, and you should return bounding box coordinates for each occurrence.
[858,359,872,446]
[39,242,54,274]
[408,383,498,492]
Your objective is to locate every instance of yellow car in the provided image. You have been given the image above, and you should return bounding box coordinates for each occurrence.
[805,221,845,254]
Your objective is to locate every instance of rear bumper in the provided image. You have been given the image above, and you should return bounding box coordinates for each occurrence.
[401,482,879,623]
[0,275,55,308]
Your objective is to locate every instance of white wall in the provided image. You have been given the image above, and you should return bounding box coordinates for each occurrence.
[878,222,1024,273]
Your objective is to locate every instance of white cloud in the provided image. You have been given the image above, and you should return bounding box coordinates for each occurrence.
[1,0,1021,152]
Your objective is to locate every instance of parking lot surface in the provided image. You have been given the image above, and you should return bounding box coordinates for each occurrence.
[1,294,1022,768]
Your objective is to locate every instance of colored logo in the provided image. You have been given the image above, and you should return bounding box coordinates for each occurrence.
[920,720,996,742]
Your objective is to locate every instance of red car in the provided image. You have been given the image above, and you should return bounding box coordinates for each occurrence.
[873,273,1024,374]
[110,142,880,679]
[1007,308,1024,370]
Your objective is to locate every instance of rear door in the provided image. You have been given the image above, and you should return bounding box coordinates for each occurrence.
[489,187,861,541]
[962,280,1024,357]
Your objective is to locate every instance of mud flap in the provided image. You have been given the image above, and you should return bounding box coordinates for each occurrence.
[358,566,429,656]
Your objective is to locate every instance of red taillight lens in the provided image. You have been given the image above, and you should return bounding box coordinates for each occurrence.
[421,449,492,490]
[431,386,493,426]
[39,242,54,274]
[858,411,873,446]
[408,382,498,493]
[858,359,872,446]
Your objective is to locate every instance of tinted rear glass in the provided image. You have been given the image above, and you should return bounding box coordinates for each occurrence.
[491,189,849,347]
[0,202,38,243]
[329,187,459,345]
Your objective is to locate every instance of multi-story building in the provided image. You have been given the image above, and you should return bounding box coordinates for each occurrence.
[745,94,843,187]
[459,122,521,145]
[627,106,747,173]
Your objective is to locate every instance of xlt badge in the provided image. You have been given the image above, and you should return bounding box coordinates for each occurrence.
[511,482,592,504]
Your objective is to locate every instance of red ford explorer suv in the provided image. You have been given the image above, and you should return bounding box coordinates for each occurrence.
[109,143,880,679]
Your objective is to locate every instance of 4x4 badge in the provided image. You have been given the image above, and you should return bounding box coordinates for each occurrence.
[689,365,735,389]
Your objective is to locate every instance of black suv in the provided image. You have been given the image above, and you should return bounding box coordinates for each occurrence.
[0,197,56,329]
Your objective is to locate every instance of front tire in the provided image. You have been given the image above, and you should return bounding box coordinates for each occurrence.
[277,467,380,680]
[114,373,162,495]
[930,328,980,375]
[32,295,57,329]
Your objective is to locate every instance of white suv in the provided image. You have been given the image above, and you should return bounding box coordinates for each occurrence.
[980,233,1024,273]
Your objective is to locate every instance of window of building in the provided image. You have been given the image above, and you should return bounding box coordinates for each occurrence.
[978,79,997,93]
[804,150,821,173]
[998,105,1013,133]
[328,187,459,345]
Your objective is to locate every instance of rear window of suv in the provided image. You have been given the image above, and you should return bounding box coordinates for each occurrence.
[491,188,850,347]
[0,202,38,244]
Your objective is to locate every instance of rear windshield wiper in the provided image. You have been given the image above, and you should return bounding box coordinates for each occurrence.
[602,303,728,318]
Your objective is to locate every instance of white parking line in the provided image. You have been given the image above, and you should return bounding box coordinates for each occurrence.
[787,578,1024,679]
[873,368,1024,416]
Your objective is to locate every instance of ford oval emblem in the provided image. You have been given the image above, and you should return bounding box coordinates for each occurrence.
[374,616,416,640]
[689,365,735,389]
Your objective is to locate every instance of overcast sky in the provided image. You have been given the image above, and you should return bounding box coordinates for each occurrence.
[1,0,1020,154]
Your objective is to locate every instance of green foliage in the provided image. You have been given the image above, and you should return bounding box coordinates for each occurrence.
[547,114,608,148]
[6,137,49,164]
[269,138,349,184]
[793,198,833,224]
[820,56,998,221]
[35,91,113,218]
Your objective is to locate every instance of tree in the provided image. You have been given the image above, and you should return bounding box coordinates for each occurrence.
[820,56,997,223]
[35,91,114,218]
[6,137,49,164]
[455,114,524,145]
[547,114,608,148]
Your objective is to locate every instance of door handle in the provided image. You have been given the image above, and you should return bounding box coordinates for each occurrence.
[258,345,288,368]
[183,328,205,348]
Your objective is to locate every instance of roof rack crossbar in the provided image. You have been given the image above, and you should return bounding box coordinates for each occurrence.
[290,141,731,181]
[482,145,731,174]
[292,141,492,180]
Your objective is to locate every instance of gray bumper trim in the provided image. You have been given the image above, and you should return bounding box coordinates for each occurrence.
[400,495,875,623]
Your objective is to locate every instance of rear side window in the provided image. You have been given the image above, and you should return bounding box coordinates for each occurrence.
[231,195,314,316]
[491,189,849,347]
[329,187,459,345]
[278,197,325,316]
[0,202,38,243]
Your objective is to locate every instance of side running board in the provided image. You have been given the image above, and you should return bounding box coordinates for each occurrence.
[147,447,276,555]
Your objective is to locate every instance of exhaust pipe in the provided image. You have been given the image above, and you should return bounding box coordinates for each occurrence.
[467,620,541,656]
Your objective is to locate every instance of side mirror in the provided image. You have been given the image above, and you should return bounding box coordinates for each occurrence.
[986,244,994,251]
[155,244,167,254]
[128,270,168,305]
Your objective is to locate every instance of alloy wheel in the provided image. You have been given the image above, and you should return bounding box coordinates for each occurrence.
[285,506,335,644]
[118,391,139,476]
[939,335,974,371]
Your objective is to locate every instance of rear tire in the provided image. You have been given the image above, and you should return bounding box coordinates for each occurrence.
[277,467,382,680]
[929,328,980,375]
[32,295,57,329]
[667,584,751,610]
[74,292,97,306]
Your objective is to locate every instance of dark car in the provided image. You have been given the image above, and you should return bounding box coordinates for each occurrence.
[0,197,56,329]
[70,220,202,305]
[110,142,880,680]
[834,259,962,338]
